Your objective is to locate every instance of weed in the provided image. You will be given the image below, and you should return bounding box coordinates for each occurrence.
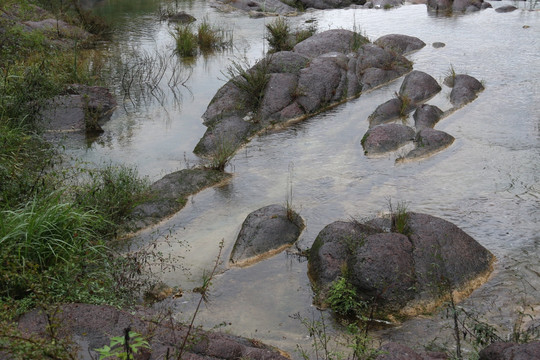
[197,18,233,54]
[444,64,457,87]
[72,164,151,236]
[388,199,411,236]
[176,240,224,359]
[285,162,296,221]
[95,328,150,360]
[173,25,198,57]
[266,17,292,52]
[327,277,367,319]
[208,137,235,172]
[224,58,271,111]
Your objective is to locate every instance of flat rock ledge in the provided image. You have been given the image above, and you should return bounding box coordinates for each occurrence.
[128,168,231,232]
[14,303,289,360]
[363,70,483,162]
[308,212,494,318]
[196,29,416,157]
[230,204,305,267]
[39,84,117,136]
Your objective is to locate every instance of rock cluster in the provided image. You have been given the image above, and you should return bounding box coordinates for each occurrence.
[308,212,494,317]
[196,30,416,156]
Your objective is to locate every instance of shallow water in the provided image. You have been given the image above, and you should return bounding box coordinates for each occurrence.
[73,0,539,356]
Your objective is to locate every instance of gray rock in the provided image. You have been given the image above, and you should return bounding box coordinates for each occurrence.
[16,304,289,360]
[308,221,382,291]
[495,5,518,12]
[293,29,362,58]
[130,168,231,230]
[413,104,443,130]
[479,341,540,360]
[432,42,446,48]
[368,98,404,127]
[452,0,482,11]
[362,124,415,155]
[164,11,196,23]
[374,34,426,55]
[308,213,494,316]
[399,70,441,104]
[40,85,116,134]
[398,128,454,162]
[427,0,452,10]
[347,232,416,312]
[194,115,257,155]
[202,81,250,126]
[481,2,492,8]
[361,67,409,91]
[355,44,412,90]
[296,56,345,113]
[407,212,494,298]
[260,73,298,121]
[450,74,484,107]
[266,51,310,75]
[297,0,366,9]
[230,204,304,266]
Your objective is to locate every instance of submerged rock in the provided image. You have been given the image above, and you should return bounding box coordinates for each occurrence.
[230,204,304,267]
[495,5,518,12]
[163,11,196,23]
[362,123,415,155]
[308,212,494,317]
[129,168,231,231]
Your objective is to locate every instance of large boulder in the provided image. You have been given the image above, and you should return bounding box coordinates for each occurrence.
[230,204,304,267]
[297,0,367,10]
[308,212,494,316]
[362,123,415,155]
[15,304,289,360]
[398,128,455,162]
[374,34,426,55]
[399,70,441,104]
[194,115,257,155]
[449,74,484,107]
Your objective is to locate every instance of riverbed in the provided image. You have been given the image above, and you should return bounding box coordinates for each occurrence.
[72,0,539,357]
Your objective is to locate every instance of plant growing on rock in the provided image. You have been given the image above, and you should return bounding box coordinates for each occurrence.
[208,137,235,172]
[224,58,271,111]
[388,199,411,235]
[265,17,316,53]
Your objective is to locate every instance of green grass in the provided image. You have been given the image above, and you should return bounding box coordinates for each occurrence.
[173,25,198,57]
[265,17,316,53]
[197,19,232,54]
[224,58,271,111]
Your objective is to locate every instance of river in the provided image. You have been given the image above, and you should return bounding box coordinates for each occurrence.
[71,0,539,357]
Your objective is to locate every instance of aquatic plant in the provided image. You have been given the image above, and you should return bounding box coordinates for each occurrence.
[173,24,198,57]
[197,19,233,53]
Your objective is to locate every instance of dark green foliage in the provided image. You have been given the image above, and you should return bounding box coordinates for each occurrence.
[327,277,367,319]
